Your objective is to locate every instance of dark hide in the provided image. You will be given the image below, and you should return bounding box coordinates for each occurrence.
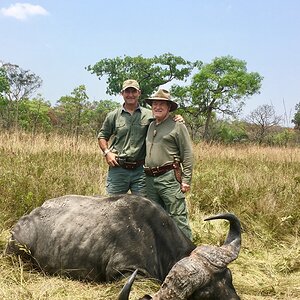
[6,194,195,282]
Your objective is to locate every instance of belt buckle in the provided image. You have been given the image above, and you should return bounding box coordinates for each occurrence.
[144,166,161,176]
[151,166,161,176]
[124,162,137,169]
[117,157,126,166]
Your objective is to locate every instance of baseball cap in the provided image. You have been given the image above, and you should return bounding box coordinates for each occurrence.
[121,79,140,91]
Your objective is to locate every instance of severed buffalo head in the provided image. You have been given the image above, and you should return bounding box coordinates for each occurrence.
[119,213,242,300]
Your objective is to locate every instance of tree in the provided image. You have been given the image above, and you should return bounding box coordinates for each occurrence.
[18,95,51,135]
[171,85,206,141]
[93,99,120,130]
[171,56,263,140]
[292,103,300,130]
[56,85,88,141]
[0,67,10,128]
[72,99,120,136]
[210,120,249,144]
[246,104,282,144]
[86,53,199,104]
[0,66,9,96]
[0,62,42,129]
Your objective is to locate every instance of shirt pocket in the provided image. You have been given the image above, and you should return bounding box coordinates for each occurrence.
[115,119,127,138]
[131,119,149,139]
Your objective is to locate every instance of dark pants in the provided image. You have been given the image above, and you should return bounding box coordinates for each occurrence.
[106,165,146,196]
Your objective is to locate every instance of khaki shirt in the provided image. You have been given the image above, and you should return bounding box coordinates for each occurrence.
[98,106,153,161]
[145,116,193,184]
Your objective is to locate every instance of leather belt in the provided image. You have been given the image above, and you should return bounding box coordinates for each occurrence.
[117,158,145,170]
[144,162,178,177]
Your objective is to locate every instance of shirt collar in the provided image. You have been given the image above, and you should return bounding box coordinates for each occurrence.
[122,104,141,113]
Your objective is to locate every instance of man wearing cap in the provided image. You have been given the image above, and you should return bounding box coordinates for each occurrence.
[144,89,193,239]
[98,79,153,196]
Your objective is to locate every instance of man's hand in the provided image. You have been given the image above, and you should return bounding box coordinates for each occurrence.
[173,114,185,123]
[105,152,119,167]
[181,182,190,193]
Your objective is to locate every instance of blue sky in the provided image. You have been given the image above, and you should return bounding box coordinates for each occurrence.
[1,0,300,126]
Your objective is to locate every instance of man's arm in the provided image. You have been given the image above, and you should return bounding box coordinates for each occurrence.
[97,110,120,167]
[98,138,113,159]
[176,124,193,192]
[98,138,109,153]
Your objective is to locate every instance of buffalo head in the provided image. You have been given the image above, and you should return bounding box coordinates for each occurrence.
[119,213,242,300]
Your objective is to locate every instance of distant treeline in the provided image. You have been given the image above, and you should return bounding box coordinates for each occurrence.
[1,94,299,146]
[1,57,300,145]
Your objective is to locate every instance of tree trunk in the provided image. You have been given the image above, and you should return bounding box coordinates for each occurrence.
[203,108,213,141]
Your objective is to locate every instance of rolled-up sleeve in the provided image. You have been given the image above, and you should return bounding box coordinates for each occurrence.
[97,111,115,140]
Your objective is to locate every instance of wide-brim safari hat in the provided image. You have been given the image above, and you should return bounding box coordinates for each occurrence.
[145,89,178,112]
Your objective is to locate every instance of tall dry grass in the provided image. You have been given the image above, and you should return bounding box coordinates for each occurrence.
[0,132,107,228]
[191,143,300,243]
[0,132,299,299]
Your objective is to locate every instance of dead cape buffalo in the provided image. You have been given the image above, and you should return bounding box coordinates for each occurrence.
[6,194,241,299]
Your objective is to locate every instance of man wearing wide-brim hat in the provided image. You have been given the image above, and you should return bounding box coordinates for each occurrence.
[144,89,193,239]
[145,88,178,112]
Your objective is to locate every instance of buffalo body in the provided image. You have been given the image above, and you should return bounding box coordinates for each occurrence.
[6,194,195,282]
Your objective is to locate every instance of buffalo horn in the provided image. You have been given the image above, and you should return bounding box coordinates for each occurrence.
[202,213,242,266]
[118,269,138,300]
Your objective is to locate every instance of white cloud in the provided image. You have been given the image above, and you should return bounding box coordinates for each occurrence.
[0,3,49,20]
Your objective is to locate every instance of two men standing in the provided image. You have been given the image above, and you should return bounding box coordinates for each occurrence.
[98,80,193,239]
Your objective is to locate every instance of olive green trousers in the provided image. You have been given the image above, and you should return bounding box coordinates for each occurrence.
[145,170,192,240]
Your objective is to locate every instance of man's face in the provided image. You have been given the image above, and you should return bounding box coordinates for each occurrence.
[152,100,170,121]
[121,88,141,106]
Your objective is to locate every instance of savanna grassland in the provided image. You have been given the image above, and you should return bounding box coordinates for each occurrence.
[0,132,299,299]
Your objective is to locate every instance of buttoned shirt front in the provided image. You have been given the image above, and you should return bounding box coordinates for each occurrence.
[98,106,154,161]
[145,116,193,184]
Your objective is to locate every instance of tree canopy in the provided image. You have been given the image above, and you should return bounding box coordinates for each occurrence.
[292,103,300,130]
[0,67,9,97]
[0,63,43,129]
[86,53,200,103]
[1,63,42,102]
[2,56,299,145]
[172,56,263,140]
[246,104,282,144]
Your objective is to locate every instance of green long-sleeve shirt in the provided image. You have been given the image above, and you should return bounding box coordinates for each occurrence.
[145,116,193,184]
[98,106,153,161]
